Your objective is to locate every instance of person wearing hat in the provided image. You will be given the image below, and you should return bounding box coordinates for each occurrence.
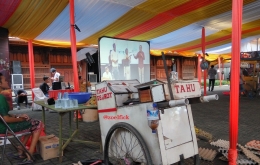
[50,68,60,82]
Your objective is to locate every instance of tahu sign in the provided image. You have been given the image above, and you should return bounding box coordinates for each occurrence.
[172,81,201,99]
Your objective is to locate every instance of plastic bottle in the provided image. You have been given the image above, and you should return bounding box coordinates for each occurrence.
[147,103,159,133]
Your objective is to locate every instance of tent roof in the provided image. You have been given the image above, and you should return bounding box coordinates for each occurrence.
[2,0,260,61]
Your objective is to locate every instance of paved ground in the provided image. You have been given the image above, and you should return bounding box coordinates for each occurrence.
[2,85,260,165]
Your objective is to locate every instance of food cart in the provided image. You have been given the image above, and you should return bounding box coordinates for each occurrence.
[96,79,218,165]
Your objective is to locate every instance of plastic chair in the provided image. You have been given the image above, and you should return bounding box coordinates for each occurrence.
[31,88,47,111]
[0,115,34,164]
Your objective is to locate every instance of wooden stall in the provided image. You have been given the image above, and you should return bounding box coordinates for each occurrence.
[150,56,198,81]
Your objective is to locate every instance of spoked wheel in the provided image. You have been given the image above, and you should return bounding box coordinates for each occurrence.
[104,122,153,165]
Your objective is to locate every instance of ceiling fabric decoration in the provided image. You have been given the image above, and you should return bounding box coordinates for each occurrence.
[36,0,146,43]
[3,0,260,60]
[115,0,218,39]
[79,0,189,45]
[0,0,21,26]
[2,0,68,39]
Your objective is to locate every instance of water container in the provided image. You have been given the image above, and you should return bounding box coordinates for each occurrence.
[147,103,159,133]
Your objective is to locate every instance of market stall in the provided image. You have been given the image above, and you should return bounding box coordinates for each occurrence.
[240,51,260,97]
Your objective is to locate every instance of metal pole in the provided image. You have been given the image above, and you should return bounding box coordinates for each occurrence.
[197,54,201,86]
[161,52,174,100]
[69,0,79,92]
[28,40,35,99]
[218,56,222,86]
[228,0,243,164]
[202,27,207,96]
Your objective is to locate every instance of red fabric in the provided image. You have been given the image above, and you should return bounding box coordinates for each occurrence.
[28,40,35,100]
[116,0,217,39]
[0,0,21,26]
[228,0,243,164]
[202,27,207,96]
[69,0,80,92]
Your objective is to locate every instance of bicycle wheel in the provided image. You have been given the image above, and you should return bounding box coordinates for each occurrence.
[104,122,153,165]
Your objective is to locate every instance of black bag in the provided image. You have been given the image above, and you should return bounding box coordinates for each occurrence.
[47,98,55,105]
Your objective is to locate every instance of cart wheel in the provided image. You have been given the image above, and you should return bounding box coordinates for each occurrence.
[104,122,153,165]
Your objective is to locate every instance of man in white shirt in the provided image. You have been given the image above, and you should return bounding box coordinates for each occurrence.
[50,68,60,82]
[111,43,119,80]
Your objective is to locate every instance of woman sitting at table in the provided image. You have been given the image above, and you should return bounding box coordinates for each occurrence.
[0,94,44,164]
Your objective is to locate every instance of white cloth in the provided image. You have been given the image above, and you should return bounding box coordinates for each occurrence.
[111,50,118,67]
[53,72,60,82]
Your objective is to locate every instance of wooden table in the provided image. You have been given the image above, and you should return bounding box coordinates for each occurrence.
[34,101,100,163]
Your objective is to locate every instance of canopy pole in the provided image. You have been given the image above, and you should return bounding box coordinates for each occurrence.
[197,54,201,86]
[28,40,35,99]
[202,27,207,96]
[228,0,243,164]
[218,56,222,86]
[69,0,79,92]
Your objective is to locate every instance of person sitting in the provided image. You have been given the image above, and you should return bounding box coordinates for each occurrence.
[102,66,112,80]
[14,89,30,110]
[39,76,50,97]
[0,94,44,164]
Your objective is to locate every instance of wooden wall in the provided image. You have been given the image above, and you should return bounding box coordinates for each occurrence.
[150,56,197,81]
[9,45,75,89]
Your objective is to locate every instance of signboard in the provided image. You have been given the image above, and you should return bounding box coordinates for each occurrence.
[240,62,250,68]
[241,51,260,60]
[172,81,201,99]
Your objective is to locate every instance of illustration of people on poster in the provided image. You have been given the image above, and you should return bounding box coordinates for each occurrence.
[99,37,150,83]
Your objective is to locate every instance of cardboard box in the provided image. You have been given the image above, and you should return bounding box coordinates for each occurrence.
[37,134,61,160]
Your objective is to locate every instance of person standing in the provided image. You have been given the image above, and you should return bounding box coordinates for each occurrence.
[39,76,50,97]
[134,45,145,83]
[123,48,131,80]
[50,68,60,82]
[110,43,119,80]
[208,65,217,91]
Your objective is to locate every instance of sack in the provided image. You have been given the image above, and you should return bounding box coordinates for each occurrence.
[47,98,55,105]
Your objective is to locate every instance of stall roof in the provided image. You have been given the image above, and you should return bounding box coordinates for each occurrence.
[2,0,260,61]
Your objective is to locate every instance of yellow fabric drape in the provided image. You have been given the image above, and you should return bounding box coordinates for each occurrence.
[3,0,68,39]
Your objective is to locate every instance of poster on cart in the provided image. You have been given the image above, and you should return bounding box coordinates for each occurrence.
[99,36,150,83]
